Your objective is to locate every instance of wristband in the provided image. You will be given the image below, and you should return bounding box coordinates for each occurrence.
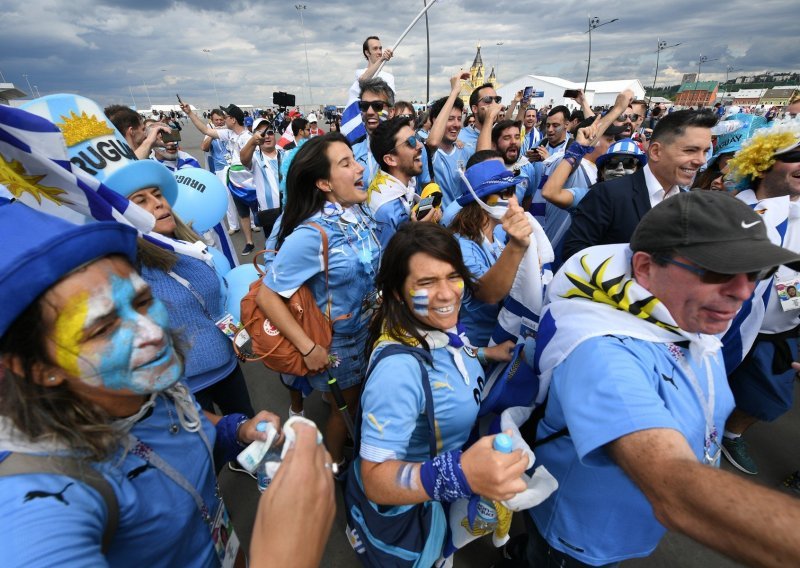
[216,413,250,462]
[564,141,595,166]
[419,450,473,502]
[477,347,488,366]
[301,344,316,357]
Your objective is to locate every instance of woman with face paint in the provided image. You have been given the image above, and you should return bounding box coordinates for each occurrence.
[0,203,284,566]
[448,157,534,346]
[349,222,527,563]
[256,132,381,471]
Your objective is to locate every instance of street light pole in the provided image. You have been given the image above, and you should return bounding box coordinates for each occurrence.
[726,65,741,85]
[647,38,682,107]
[295,4,313,109]
[202,49,221,107]
[694,54,719,106]
[583,16,619,92]
[22,74,33,98]
[424,0,430,104]
[496,41,504,79]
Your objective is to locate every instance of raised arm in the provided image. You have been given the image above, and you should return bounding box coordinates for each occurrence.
[476,102,502,152]
[610,428,800,567]
[426,72,470,149]
[358,48,393,82]
[179,102,217,138]
[240,130,265,169]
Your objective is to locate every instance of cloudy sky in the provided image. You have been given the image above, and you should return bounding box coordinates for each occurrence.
[2,0,797,111]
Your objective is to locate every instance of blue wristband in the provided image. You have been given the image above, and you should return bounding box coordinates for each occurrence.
[564,141,595,165]
[216,413,249,463]
[419,450,473,502]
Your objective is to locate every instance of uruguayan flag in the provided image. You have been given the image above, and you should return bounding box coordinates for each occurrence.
[0,103,208,261]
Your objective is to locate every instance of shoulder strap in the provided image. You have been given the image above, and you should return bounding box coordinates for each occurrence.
[362,344,438,458]
[0,453,119,553]
[304,221,332,318]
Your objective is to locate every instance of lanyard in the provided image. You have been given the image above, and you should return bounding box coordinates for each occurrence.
[168,271,211,319]
[127,417,216,526]
[670,344,720,465]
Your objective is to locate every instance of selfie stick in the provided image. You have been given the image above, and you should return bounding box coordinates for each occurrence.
[376,0,439,75]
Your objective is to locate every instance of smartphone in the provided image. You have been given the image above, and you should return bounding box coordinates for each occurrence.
[563,89,581,99]
[415,195,436,219]
[161,130,182,143]
[522,86,534,100]
[527,149,543,162]
[176,94,184,105]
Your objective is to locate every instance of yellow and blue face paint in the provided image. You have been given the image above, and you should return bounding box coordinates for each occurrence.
[409,288,430,317]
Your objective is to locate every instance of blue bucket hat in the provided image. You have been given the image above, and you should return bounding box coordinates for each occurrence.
[595,138,647,170]
[21,94,178,205]
[0,201,138,337]
[710,113,768,163]
[456,159,526,206]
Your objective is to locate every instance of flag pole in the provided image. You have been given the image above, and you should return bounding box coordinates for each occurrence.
[376,0,439,75]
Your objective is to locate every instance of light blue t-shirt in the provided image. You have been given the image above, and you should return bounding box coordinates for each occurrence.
[359,343,484,463]
[262,205,380,335]
[456,234,504,346]
[278,138,307,201]
[207,137,228,172]
[0,392,220,567]
[432,145,474,206]
[530,336,735,565]
[457,125,480,147]
[373,197,411,250]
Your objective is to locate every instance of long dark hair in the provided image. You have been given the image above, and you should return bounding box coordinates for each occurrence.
[448,202,488,245]
[277,132,351,247]
[367,223,474,355]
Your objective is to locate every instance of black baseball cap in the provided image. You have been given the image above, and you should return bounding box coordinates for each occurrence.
[220,104,245,124]
[631,191,800,274]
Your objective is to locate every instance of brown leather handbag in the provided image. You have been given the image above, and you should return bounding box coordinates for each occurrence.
[237,222,347,376]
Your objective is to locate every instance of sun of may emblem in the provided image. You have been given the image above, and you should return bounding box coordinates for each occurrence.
[0,153,69,205]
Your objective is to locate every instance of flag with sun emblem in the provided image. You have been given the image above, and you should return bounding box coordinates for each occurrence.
[0,103,208,260]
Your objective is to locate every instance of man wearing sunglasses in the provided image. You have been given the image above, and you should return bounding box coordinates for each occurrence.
[507,190,800,568]
[714,121,800,479]
[367,116,439,248]
[241,118,282,215]
[458,83,502,148]
[563,110,717,262]
[351,77,396,191]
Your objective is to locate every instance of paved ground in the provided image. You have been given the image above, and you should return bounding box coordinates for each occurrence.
[174,122,800,567]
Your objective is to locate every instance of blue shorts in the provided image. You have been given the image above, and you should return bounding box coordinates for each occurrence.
[728,335,798,422]
[307,328,369,392]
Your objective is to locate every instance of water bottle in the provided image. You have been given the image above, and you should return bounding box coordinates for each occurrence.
[474,434,514,533]
[256,444,284,492]
[236,421,277,473]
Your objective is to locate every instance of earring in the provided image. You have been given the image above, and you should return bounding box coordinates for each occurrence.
[48,376,57,383]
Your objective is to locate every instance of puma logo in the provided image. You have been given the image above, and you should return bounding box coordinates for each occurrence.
[662,373,678,390]
[741,220,760,229]
[24,482,74,506]
[127,463,153,480]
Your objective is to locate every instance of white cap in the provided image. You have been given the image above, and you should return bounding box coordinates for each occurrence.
[307,113,318,123]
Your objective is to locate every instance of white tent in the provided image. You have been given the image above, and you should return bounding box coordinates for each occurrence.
[497,75,645,109]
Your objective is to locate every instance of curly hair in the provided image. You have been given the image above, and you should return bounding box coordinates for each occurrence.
[728,122,800,182]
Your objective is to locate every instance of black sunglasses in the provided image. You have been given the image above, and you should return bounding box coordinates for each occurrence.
[479,95,502,104]
[390,135,419,153]
[605,157,639,170]
[358,100,390,112]
[776,150,800,163]
[617,113,641,122]
[257,129,275,136]
[655,256,777,284]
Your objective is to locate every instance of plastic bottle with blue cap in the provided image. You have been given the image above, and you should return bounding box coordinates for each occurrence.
[474,434,513,532]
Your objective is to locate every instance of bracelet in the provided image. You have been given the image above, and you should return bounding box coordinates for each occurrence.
[564,141,595,166]
[301,344,316,357]
[477,347,488,366]
[419,450,473,503]
[215,413,250,463]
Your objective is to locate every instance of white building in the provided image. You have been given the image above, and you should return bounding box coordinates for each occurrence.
[497,75,645,110]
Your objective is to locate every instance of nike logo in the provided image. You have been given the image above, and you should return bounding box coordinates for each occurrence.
[741,220,760,229]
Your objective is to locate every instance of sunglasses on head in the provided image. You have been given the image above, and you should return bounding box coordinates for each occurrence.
[358,100,390,112]
[391,135,419,153]
[479,95,502,104]
[605,157,639,170]
[655,256,777,284]
[776,150,800,163]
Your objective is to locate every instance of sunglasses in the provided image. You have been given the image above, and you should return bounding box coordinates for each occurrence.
[617,113,641,122]
[396,113,415,121]
[258,129,275,136]
[776,150,800,163]
[358,100,390,112]
[391,135,419,153]
[655,256,777,284]
[605,157,639,170]
[479,95,502,104]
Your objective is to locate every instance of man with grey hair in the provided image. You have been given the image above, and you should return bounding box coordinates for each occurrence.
[351,77,396,189]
